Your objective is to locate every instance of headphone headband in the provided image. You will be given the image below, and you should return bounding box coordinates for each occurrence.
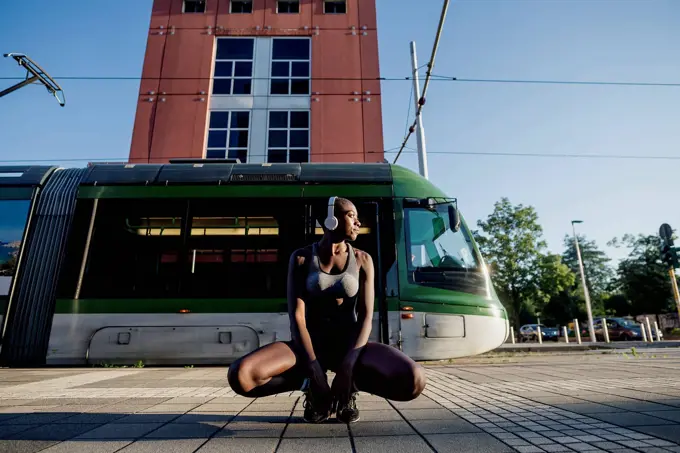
[324,196,339,231]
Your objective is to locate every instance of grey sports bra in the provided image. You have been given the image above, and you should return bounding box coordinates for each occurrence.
[305,242,360,299]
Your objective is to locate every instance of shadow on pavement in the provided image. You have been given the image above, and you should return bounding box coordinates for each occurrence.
[0,412,327,442]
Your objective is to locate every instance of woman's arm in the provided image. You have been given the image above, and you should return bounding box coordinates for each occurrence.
[287,250,331,399]
[345,250,375,363]
[286,250,317,364]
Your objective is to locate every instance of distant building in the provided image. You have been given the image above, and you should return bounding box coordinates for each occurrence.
[129,0,385,164]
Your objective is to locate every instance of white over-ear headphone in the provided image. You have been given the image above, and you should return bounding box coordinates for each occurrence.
[324,196,339,231]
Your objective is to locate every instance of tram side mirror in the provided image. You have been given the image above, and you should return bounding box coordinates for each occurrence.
[449,205,461,232]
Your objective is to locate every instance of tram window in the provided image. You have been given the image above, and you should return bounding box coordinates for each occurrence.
[184,199,306,298]
[405,204,480,272]
[57,200,97,298]
[79,200,186,299]
[0,200,30,298]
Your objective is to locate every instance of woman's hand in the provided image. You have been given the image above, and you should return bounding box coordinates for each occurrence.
[331,349,360,406]
[307,360,332,404]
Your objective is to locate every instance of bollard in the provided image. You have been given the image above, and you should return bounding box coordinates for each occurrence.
[563,326,569,343]
[654,322,662,342]
[641,322,648,342]
[537,325,543,344]
[646,317,654,343]
[602,318,610,343]
[574,319,582,344]
[510,326,515,344]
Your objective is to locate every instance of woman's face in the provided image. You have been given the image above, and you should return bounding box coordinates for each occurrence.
[335,200,361,242]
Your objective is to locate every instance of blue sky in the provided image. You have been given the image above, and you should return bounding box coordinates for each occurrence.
[0,0,678,264]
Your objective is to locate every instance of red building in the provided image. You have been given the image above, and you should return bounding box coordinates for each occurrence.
[129,0,385,164]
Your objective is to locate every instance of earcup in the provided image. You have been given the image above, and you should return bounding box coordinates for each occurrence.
[324,216,339,231]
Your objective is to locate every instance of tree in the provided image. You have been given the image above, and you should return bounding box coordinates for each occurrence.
[562,234,614,299]
[535,253,576,307]
[475,198,575,327]
[0,254,17,276]
[608,234,675,315]
[547,234,616,323]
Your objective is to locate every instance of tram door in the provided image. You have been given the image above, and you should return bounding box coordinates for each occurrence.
[304,199,392,345]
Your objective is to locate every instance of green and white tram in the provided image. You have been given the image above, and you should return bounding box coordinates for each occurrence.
[0,162,508,366]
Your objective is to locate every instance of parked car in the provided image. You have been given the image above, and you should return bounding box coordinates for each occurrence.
[592,317,652,341]
[518,324,559,342]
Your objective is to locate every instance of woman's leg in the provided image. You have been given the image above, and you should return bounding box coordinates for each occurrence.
[352,342,427,401]
[227,341,305,398]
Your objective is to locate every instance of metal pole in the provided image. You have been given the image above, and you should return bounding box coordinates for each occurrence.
[410,41,428,180]
[393,0,450,165]
[654,321,662,342]
[670,268,680,320]
[573,222,596,343]
[646,317,654,343]
[75,199,99,300]
[563,326,569,343]
[602,318,610,343]
[0,75,39,99]
[574,318,582,344]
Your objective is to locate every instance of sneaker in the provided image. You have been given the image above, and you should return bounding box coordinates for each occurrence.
[336,392,360,424]
[303,390,330,424]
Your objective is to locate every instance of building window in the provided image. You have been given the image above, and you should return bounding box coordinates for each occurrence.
[277,0,299,14]
[206,111,250,163]
[324,0,346,14]
[267,111,310,163]
[183,0,206,13]
[213,38,254,95]
[230,0,252,13]
[270,38,310,95]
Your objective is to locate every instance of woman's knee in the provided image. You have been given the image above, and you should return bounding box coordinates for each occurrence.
[410,363,427,399]
[227,359,253,396]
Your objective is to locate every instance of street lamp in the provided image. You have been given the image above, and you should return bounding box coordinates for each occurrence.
[572,220,596,343]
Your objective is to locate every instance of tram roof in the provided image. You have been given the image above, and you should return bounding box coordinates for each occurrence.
[0,166,57,188]
[0,162,448,199]
[79,162,396,186]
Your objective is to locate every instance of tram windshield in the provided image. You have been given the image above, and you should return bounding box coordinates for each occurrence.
[404,200,488,295]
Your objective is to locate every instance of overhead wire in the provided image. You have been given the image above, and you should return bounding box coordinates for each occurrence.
[2,150,680,165]
[403,84,414,137]
[393,0,451,165]
[1,75,678,87]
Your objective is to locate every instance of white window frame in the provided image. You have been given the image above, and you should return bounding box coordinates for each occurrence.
[230,0,253,13]
[324,0,347,14]
[206,110,252,163]
[213,37,255,96]
[269,37,311,97]
[208,37,312,164]
[266,110,310,163]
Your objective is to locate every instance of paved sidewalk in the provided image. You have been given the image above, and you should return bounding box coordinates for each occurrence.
[3,351,680,452]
